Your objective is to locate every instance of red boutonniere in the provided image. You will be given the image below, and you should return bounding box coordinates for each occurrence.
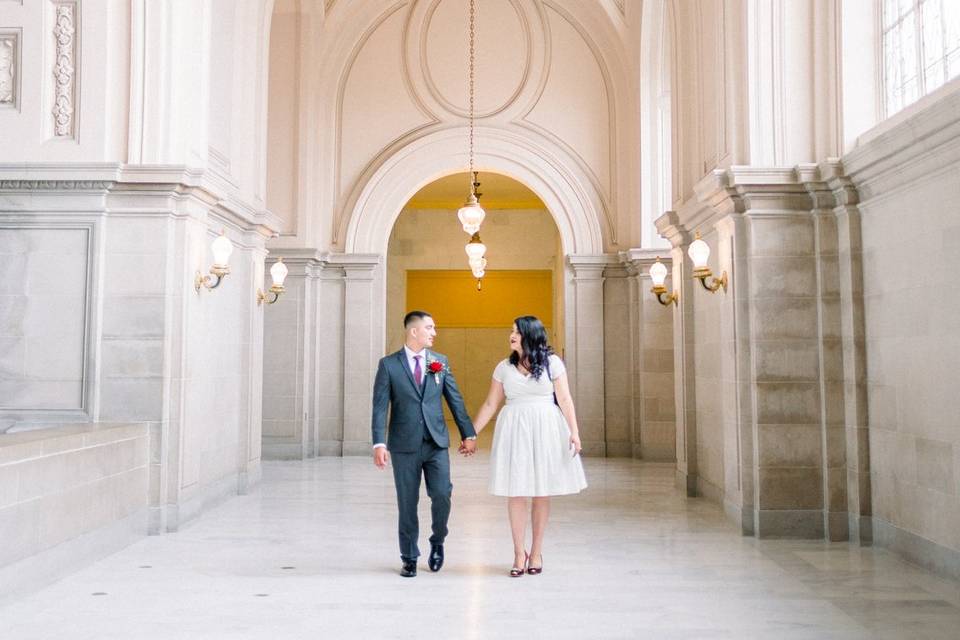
[427,359,446,385]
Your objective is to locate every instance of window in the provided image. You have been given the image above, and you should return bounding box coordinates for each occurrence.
[883,0,960,116]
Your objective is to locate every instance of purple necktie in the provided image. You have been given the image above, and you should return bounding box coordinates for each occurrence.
[413,355,423,386]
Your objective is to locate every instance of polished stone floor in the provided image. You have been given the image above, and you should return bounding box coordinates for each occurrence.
[2,457,960,639]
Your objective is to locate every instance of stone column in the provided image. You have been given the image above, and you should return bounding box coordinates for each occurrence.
[238,239,268,492]
[690,163,863,539]
[826,166,871,544]
[566,256,609,457]
[727,213,758,536]
[261,249,322,460]
[656,216,699,496]
[314,258,346,456]
[621,250,677,462]
[602,262,632,457]
[331,254,381,456]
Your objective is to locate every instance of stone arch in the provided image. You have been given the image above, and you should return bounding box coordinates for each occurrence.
[341,126,607,255]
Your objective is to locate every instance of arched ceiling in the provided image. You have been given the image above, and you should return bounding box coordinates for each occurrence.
[405,172,545,210]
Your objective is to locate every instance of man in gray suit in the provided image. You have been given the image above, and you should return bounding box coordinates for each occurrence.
[372,310,477,577]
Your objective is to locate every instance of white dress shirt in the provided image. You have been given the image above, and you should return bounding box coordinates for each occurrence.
[403,345,427,379]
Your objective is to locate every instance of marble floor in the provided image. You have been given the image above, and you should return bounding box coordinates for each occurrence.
[1,457,960,639]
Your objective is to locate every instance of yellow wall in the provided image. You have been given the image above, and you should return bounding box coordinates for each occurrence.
[407,270,554,450]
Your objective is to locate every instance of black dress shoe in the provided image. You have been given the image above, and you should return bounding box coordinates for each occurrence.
[428,544,444,572]
[400,560,417,578]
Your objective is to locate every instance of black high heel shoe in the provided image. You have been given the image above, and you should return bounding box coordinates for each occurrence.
[526,553,543,575]
[509,552,528,577]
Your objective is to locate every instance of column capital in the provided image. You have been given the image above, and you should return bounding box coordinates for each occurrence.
[619,248,671,278]
[662,162,860,239]
[654,211,693,249]
[324,253,381,280]
[567,254,616,280]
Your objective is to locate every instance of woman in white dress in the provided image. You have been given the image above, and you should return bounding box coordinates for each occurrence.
[468,315,587,577]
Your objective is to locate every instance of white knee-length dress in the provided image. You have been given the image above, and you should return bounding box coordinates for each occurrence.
[488,355,588,497]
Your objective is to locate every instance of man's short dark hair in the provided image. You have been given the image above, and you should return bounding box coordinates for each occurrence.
[404,310,432,328]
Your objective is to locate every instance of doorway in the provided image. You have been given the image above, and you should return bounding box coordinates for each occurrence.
[386,172,563,449]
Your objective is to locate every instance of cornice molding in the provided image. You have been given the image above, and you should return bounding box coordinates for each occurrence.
[844,85,960,203]
[323,252,382,268]
[619,248,671,266]
[0,163,282,233]
[657,160,854,244]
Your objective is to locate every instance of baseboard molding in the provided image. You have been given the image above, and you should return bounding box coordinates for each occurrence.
[262,443,306,460]
[239,462,262,495]
[850,513,873,545]
[166,472,243,533]
[676,469,696,497]
[0,509,148,607]
[635,443,676,462]
[696,476,723,503]
[826,511,849,542]
[872,517,960,581]
[605,442,632,458]
[723,499,756,536]
[316,440,344,456]
[755,509,824,539]
[342,440,373,456]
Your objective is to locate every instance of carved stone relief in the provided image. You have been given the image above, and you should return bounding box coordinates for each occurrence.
[52,1,77,137]
[0,31,17,107]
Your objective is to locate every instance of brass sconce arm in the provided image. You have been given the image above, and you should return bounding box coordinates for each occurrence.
[650,284,678,306]
[257,284,285,306]
[693,267,728,293]
[195,265,230,292]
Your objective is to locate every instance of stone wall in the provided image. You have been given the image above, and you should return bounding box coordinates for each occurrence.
[845,85,960,578]
[0,174,277,536]
[0,423,148,603]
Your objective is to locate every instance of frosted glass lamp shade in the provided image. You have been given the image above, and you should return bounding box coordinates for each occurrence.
[687,234,710,269]
[211,232,233,269]
[270,258,288,288]
[465,233,486,260]
[457,194,486,234]
[649,259,668,287]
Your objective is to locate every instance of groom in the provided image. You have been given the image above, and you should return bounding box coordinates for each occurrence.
[372,310,477,577]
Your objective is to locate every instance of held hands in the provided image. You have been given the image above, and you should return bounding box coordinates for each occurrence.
[373,447,390,469]
[458,439,477,457]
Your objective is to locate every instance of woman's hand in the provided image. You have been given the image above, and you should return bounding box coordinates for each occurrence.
[569,432,582,457]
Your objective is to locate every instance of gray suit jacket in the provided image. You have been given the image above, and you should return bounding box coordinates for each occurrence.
[371,349,476,452]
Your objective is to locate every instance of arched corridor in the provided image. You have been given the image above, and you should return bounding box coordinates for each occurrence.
[3,1,960,635]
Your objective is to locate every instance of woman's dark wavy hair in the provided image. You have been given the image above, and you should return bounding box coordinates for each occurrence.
[509,315,554,380]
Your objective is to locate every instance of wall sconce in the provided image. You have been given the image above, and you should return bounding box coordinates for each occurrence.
[688,232,727,293]
[257,258,289,306]
[194,231,233,293]
[649,257,678,306]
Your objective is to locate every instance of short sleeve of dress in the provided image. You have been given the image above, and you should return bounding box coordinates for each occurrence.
[492,359,510,383]
[547,354,566,380]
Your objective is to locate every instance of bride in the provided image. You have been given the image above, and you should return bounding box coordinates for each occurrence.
[464,315,587,577]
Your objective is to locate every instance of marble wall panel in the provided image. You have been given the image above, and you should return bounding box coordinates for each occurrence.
[0,226,90,415]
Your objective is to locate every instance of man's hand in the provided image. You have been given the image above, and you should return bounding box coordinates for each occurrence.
[459,439,477,456]
[374,447,389,469]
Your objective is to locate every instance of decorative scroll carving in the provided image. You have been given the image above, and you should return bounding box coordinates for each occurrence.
[0,32,16,106]
[52,2,76,136]
[0,180,113,190]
